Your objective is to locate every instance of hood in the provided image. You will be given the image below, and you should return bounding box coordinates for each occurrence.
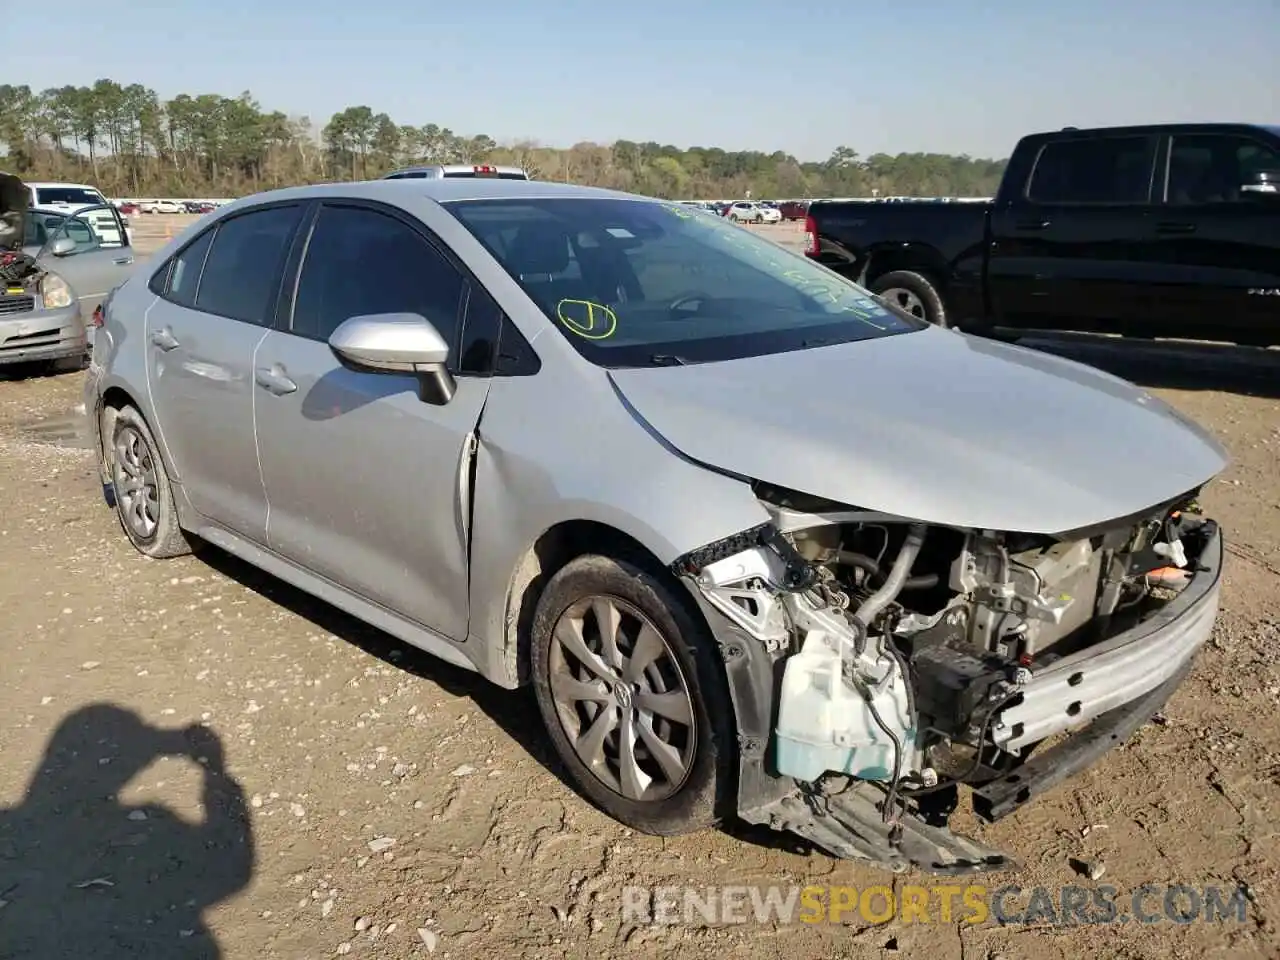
[607,327,1228,535]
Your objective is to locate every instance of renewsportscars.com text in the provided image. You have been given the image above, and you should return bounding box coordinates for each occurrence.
[621,883,1251,927]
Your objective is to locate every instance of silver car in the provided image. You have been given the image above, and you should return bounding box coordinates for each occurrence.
[1,204,134,371]
[84,179,1227,872]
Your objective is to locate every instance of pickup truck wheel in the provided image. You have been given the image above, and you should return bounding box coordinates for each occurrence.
[530,554,734,836]
[871,270,948,327]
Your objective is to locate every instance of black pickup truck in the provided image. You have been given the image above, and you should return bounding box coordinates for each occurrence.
[804,123,1280,344]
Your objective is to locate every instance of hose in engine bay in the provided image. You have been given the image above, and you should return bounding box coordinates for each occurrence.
[849,523,928,653]
[844,523,927,827]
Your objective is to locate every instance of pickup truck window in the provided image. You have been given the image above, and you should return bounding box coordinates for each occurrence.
[1027,136,1154,204]
[1166,134,1280,203]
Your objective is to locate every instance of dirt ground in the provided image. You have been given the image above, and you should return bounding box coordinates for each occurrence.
[1,215,1279,959]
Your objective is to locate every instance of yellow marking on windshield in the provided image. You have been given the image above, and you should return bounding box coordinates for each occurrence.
[556,299,618,339]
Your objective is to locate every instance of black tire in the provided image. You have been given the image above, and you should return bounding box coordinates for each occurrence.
[870,269,948,327]
[46,354,87,375]
[529,554,735,836]
[109,405,194,559]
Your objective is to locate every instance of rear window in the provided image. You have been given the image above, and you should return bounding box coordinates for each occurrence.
[34,186,107,206]
[442,170,528,180]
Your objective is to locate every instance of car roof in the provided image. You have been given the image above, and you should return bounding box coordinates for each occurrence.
[26,181,102,190]
[219,178,652,209]
[28,204,101,214]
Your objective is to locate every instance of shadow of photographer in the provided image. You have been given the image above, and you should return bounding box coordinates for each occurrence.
[0,704,254,959]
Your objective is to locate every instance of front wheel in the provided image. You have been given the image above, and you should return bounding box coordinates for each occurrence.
[530,554,734,836]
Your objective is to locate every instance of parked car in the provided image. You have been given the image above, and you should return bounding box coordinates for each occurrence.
[755,202,783,223]
[84,178,1226,871]
[779,199,810,221]
[384,164,529,181]
[25,181,109,213]
[726,201,775,223]
[1,203,134,371]
[804,122,1280,343]
[142,199,184,214]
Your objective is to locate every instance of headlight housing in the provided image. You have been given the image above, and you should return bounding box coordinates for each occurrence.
[40,272,73,309]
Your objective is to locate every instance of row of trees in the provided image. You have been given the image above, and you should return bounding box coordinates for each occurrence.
[0,79,1008,200]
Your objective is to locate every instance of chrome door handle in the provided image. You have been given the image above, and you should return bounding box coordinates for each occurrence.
[255,365,297,395]
[1156,222,1196,234]
[113,256,134,265]
[150,327,180,351]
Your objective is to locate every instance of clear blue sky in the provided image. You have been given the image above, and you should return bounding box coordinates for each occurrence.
[11,0,1278,161]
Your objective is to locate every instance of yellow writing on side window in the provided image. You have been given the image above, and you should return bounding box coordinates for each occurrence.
[556,299,619,340]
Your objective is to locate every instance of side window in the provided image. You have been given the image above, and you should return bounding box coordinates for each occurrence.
[165,228,216,306]
[292,204,466,347]
[1027,136,1154,204]
[194,205,302,324]
[1167,134,1280,203]
[458,282,501,375]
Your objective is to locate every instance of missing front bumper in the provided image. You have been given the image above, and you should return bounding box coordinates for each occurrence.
[685,518,1223,873]
[971,656,1192,822]
[744,784,1015,875]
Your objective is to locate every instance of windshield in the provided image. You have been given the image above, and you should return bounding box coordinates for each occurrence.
[35,187,105,205]
[445,197,920,367]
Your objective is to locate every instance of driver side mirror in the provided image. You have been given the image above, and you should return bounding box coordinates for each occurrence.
[49,236,77,257]
[1241,170,1280,196]
[328,312,456,405]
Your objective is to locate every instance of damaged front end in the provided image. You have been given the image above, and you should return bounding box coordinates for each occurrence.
[672,483,1223,874]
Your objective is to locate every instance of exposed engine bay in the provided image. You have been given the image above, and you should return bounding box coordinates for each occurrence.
[675,481,1221,873]
[0,170,41,287]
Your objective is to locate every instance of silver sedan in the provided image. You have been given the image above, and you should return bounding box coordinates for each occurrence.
[84,178,1227,871]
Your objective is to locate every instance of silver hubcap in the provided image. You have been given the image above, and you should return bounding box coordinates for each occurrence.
[880,287,927,320]
[548,595,697,802]
[113,426,160,539]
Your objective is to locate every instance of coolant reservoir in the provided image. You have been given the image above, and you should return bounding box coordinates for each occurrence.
[774,631,917,783]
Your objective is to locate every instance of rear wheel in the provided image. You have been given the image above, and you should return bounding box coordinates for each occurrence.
[530,554,734,835]
[110,405,193,559]
[871,270,948,327]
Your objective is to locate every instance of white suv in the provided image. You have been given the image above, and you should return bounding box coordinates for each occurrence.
[25,181,130,239]
[726,201,781,224]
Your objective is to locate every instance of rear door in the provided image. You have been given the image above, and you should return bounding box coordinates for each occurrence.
[35,204,135,320]
[1149,131,1280,344]
[144,203,305,537]
[987,133,1159,332]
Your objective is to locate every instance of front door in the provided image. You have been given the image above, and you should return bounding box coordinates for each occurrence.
[253,201,492,641]
[34,204,135,320]
[145,203,305,537]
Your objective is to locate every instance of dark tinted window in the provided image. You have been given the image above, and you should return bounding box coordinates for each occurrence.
[1027,136,1153,203]
[194,205,302,324]
[442,171,528,180]
[458,283,501,374]
[1167,134,1280,203]
[35,187,106,205]
[292,204,465,344]
[167,229,215,306]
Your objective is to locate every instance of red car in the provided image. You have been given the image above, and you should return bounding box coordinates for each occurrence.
[778,200,810,221]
